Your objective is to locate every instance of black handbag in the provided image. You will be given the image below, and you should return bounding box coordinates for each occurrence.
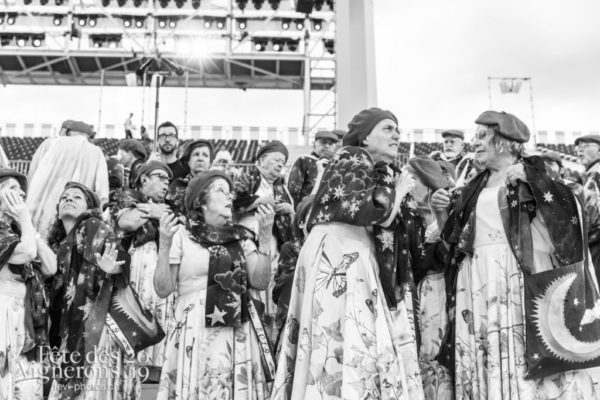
[106,274,165,357]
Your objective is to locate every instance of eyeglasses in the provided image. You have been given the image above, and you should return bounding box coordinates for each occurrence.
[211,186,233,199]
[158,134,177,141]
[148,173,170,183]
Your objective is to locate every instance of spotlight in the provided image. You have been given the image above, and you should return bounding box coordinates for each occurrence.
[53,15,63,26]
[237,19,247,30]
[88,16,97,27]
[93,40,101,48]
[191,0,200,9]
[55,0,63,5]
[123,18,132,28]
[216,19,225,29]
[78,17,86,26]
[135,17,144,28]
[168,19,177,28]
[281,19,290,30]
[272,40,283,52]
[0,36,10,46]
[253,40,266,51]
[40,0,48,5]
[326,0,333,11]
[159,0,168,7]
[175,0,184,8]
[32,37,42,47]
[108,40,118,49]
[323,38,334,54]
[158,18,167,28]
[7,14,16,25]
[235,0,247,10]
[16,37,26,47]
[252,0,264,9]
[117,0,127,6]
[24,0,32,4]
[312,19,322,31]
[295,19,304,30]
[314,0,324,11]
[102,0,110,6]
[203,18,212,29]
[133,0,142,6]
[286,39,299,51]
[268,0,280,9]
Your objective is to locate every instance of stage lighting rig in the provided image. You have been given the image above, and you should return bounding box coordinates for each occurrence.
[117,0,127,7]
[203,18,212,28]
[55,0,63,5]
[6,14,16,25]
[134,16,144,28]
[123,17,132,27]
[295,19,304,30]
[326,0,333,11]
[0,36,10,46]
[216,18,225,29]
[323,38,334,54]
[102,0,110,6]
[272,39,284,52]
[314,0,324,11]
[24,0,32,5]
[53,15,63,25]
[157,17,167,28]
[133,0,142,6]
[32,35,43,47]
[253,38,267,51]
[40,0,48,5]
[168,18,177,28]
[192,0,200,9]
[312,19,322,31]
[252,0,264,10]
[286,39,299,51]
[268,0,280,10]
[237,19,247,30]
[281,19,290,30]
[175,0,185,8]
[235,0,248,10]
[89,16,98,27]
[16,37,26,47]
[78,17,86,26]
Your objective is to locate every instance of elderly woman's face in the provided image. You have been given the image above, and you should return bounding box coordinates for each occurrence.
[473,125,497,167]
[58,188,89,220]
[188,145,212,176]
[258,152,286,179]
[363,118,400,163]
[0,178,25,211]
[202,178,234,226]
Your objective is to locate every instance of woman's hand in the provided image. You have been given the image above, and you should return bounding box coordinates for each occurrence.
[95,242,125,274]
[274,202,294,215]
[1,190,30,225]
[137,203,171,220]
[257,204,275,233]
[430,188,451,212]
[395,170,416,202]
[505,163,527,186]
[159,213,179,243]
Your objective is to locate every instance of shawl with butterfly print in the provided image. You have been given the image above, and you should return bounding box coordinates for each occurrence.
[111,188,161,249]
[185,210,257,328]
[436,155,584,372]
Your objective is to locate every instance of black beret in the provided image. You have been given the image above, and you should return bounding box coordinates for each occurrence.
[185,170,233,212]
[0,168,27,192]
[63,181,101,210]
[441,130,464,140]
[119,139,147,160]
[574,134,600,146]
[181,139,214,165]
[344,108,398,147]
[475,110,530,143]
[135,161,173,184]
[256,140,289,162]
[540,151,563,167]
[314,131,339,142]
[408,156,451,191]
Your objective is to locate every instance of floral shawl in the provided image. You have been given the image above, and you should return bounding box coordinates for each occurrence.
[165,173,192,216]
[111,188,160,249]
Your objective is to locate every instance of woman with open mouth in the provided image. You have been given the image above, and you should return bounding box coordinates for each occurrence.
[270,108,424,400]
[154,170,275,399]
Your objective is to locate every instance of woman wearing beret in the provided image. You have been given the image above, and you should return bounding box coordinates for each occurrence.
[0,169,56,399]
[47,182,139,400]
[431,111,598,399]
[271,108,424,400]
[154,170,275,399]
[165,139,213,216]
[234,140,296,343]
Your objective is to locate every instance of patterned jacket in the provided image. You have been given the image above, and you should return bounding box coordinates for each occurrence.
[287,152,328,207]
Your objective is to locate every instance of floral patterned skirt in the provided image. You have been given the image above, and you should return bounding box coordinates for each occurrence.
[130,242,175,368]
[270,222,424,400]
[417,272,453,400]
[455,243,598,400]
[0,292,43,400]
[156,283,270,400]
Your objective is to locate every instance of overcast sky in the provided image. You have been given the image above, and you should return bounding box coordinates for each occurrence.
[1,0,599,134]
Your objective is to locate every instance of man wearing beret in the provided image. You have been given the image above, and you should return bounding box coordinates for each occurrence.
[118,138,148,189]
[26,119,109,237]
[575,134,600,272]
[287,130,338,207]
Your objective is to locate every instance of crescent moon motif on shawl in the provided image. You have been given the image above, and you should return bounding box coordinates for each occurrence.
[112,287,158,336]
[533,271,600,362]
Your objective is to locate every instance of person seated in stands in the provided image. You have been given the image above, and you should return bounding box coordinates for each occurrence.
[148,121,189,181]
[287,130,339,208]
[26,119,109,238]
[575,134,600,279]
[118,139,147,189]
[165,139,213,216]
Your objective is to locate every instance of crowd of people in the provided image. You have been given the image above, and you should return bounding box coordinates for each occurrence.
[1,109,600,400]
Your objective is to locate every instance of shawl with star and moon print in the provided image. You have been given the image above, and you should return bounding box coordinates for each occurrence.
[307,146,423,310]
[49,215,130,400]
[436,155,585,372]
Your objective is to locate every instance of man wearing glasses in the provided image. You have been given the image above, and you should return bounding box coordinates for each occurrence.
[575,134,600,277]
[150,121,189,181]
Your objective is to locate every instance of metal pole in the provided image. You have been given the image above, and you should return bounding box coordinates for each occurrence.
[183,71,189,138]
[153,74,161,152]
[528,78,537,146]
[97,69,104,137]
[302,28,311,147]
[487,76,493,109]
[141,72,147,129]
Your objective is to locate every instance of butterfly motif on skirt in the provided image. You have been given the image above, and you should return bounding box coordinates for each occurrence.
[316,251,359,298]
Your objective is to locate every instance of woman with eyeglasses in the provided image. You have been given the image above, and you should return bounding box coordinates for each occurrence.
[165,139,214,216]
[271,108,423,400]
[154,170,275,399]
[0,168,56,400]
[430,111,598,399]
[47,182,137,400]
[111,161,173,377]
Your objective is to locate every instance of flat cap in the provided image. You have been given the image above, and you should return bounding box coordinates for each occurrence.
[539,150,563,167]
[574,134,600,146]
[408,156,452,191]
[181,139,214,164]
[256,140,289,162]
[441,130,464,140]
[314,131,339,142]
[67,120,95,136]
[344,108,398,147]
[135,161,172,184]
[475,110,530,143]
[185,170,233,212]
